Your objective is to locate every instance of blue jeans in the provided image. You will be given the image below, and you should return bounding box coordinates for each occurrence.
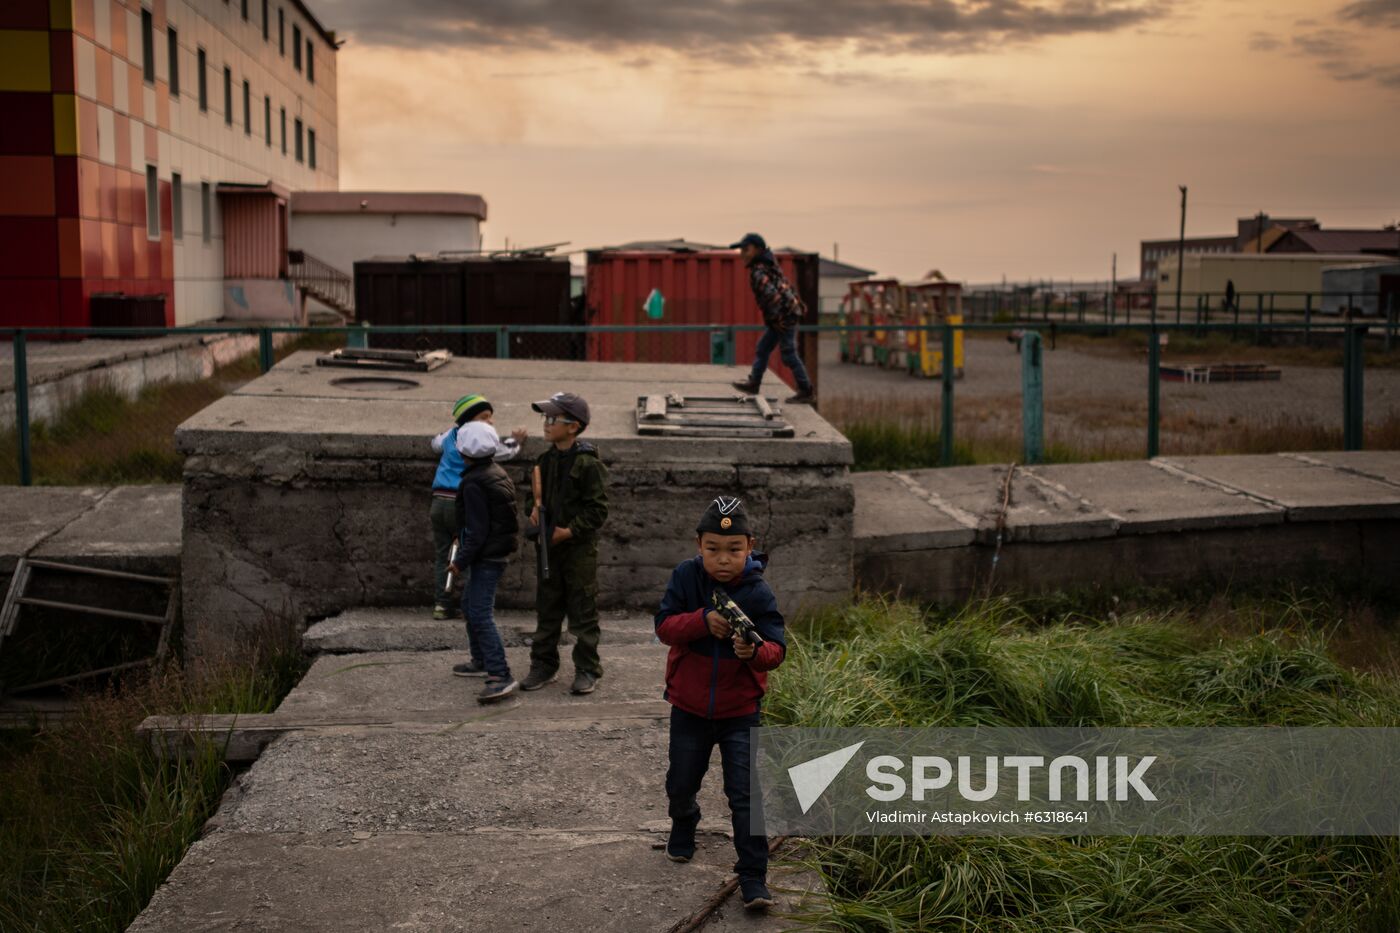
[460,559,510,680]
[666,706,767,880]
[749,324,811,392]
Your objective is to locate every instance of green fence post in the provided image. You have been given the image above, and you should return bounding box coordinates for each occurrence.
[1304,293,1312,346]
[14,331,32,486]
[258,327,274,373]
[347,322,369,349]
[1021,330,1044,464]
[1254,294,1263,345]
[496,326,511,360]
[1386,293,1395,354]
[940,323,955,466]
[1147,329,1161,459]
[1343,324,1365,450]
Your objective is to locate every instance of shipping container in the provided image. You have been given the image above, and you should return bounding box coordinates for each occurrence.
[585,249,821,394]
[352,255,578,358]
[1320,262,1400,316]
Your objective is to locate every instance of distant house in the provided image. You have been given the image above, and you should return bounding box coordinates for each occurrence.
[1267,228,1400,259]
[1139,215,1399,284]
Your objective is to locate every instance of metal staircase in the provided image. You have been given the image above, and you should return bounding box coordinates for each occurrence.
[288,249,355,320]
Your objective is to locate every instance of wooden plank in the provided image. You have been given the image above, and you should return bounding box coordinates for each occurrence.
[641,395,668,421]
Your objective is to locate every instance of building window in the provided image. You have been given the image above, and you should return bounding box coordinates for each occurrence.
[223,66,232,125]
[306,41,314,83]
[201,181,212,244]
[280,107,286,153]
[264,96,271,147]
[145,165,160,239]
[140,8,155,83]
[262,0,269,40]
[243,80,251,134]
[167,27,179,97]
[278,7,285,55]
[308,128,316,169]
[172,172,183,240]
[197,47,206,110]
[294,117,303,162]
[293,24,302,70]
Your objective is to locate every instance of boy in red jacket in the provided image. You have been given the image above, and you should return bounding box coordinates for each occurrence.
[654,496,786,911]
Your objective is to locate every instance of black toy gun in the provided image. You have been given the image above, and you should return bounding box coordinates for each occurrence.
[525,464,552,581]
[711,590,765,647]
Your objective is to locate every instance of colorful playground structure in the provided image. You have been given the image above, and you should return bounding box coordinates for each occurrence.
[838,277,966,378]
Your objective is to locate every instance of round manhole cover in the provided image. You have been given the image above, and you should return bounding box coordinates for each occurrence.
[329,376,422,392]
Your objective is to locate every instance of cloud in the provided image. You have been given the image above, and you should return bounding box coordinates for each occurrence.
[317,0,1171,58]
[1339,0,1400,27]
[1247,31,1281,51]
[1289,24,1399,92]
[1291,28,1356,59]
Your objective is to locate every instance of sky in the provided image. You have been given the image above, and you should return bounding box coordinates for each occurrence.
[315,0,1400,283]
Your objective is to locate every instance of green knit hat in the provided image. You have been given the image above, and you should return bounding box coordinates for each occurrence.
[452,393,492,426]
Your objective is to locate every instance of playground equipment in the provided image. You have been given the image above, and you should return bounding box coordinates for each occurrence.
[839,277,965,378]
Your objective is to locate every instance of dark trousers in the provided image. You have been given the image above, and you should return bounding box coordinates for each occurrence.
[748,324,812,391]
[666,705,767,880]
[430,496,458,609]
[461,558,510,680]
[530,541,602,677]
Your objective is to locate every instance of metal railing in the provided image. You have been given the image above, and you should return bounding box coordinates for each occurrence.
[287,249,354,316]
[1,319,1393,486]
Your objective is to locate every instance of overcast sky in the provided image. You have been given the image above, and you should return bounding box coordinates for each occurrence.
[318,0,1400,282]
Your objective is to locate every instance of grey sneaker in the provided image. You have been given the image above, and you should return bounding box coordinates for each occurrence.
[452,660,488,678]
[478,677,518,704]
[520,667,558,691]
[570,670,598,695]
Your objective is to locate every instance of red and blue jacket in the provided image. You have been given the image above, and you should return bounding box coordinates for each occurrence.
[654,553,787,719]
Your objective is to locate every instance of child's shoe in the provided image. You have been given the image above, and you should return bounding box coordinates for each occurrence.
[520,666,558,691]
[570,670,598,695]
[478,677,518,704]
[739,878,773,910]
[432,605,461,621]
[451,660,488,677]
[665,828,695,863]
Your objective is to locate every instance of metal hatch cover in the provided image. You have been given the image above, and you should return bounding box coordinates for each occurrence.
[316,348,451,372]
[635,393,794,438]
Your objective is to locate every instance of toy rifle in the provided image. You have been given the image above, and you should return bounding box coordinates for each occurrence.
[527,464,552,581]
[711,589,765,647]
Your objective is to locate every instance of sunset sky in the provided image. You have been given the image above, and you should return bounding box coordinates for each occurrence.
[317,0,1400,282]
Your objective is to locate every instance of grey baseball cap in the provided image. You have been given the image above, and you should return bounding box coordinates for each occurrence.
[531,391,591,426]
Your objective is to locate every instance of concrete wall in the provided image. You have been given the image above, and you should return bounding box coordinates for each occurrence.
[222,277,302,321]
[1156,253,1388,315]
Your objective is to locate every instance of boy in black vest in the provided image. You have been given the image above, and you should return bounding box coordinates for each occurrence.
[521,392,610,696]
[448,420,520,703]
[654,496,787,910]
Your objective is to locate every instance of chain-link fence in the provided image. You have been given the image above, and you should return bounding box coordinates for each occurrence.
[2,317,1398,485]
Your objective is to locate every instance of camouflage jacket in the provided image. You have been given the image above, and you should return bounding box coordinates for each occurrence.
[525,441,609,546]
[746,251,806,330]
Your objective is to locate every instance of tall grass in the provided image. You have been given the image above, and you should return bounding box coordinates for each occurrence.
[769,593,1400,931]
[0,624,309,933]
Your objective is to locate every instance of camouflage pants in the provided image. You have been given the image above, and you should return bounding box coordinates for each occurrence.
[530,542,602,677]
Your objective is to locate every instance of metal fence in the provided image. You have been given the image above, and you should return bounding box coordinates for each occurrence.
[1,319,1394,486]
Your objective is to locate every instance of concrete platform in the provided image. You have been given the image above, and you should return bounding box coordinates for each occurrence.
[855,452,1400,601]
[302,607,658,653]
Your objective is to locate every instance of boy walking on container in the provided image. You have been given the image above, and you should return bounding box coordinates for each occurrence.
[429,394,526,620]
[520,392,609,696]
[654,496,787,911]
[448,420,520,703]
[728,232,815,405]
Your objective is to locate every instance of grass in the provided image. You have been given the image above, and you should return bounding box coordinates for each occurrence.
[0,622,309,932]
[0,330,346,485]
[822,393,1400,471]
[767,589,1400,931]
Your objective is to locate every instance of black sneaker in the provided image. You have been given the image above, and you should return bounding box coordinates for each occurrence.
[478,677,518,704]
[570,671,598,695]
[731,379,761,394]
[740,878,774,910]
[451,660,488,678]
[665,829,695,863]
[520,667,558,691]
[785,388,816,404]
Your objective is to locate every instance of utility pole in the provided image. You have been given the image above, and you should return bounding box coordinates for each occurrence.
[1174,185,1187,322]
[1111,252,1117,322]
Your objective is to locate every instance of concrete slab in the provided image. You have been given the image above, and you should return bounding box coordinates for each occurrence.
[0,486,106,574]
[303,607,658,653]
[1289,451,1400,489]
[126,830,744,933]
[276,645,669,718]
[1027,461,1282,534]
[903,464,1119,543]
[31,485,181,565]
[851,471,975,553]
[1164,454,1400,521]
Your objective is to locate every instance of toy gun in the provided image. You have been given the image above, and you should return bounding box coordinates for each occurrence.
[711,589,764,647]
[445,540,460,590]
[525,464,552,581]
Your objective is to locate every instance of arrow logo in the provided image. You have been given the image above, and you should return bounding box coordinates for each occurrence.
[788,741,865,814]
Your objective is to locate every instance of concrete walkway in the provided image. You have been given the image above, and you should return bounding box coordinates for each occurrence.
[129,609,824,932]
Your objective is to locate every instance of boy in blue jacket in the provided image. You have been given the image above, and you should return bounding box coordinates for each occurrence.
[654,496,786,911]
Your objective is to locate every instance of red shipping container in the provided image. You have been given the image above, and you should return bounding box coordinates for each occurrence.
[584,249,820,394]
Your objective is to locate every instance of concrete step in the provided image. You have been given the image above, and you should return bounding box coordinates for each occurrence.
[303,607,660,654]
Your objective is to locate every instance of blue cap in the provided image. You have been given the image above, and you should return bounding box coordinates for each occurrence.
[729,233,767,250]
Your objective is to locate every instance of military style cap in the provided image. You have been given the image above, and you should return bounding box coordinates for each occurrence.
[696,496,751,536]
